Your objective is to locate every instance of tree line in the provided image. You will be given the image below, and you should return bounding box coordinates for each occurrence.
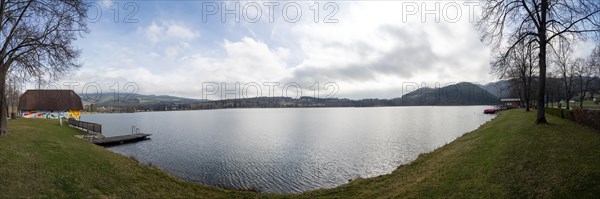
[478,0,600,123]
[493,42,600,110]
[1,0,87,135]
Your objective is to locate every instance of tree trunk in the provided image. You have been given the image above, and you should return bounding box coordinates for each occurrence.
[537,56,547,123]
[535,35,548,119]
[580,79,585,108]
[0,69,8,136]
[536,0,549,124]
[547,83,551,108]
[524,80,530,111]
[528,77,533,111]
[566,84,571,110]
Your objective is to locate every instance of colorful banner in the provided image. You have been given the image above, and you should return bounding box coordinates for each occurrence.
[68,110,81,120]
[20,110,80,120]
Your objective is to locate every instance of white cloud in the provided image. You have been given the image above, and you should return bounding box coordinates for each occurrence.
[275,1,492,98]
[100,0,113,9]
[65,36,293,99]
[145,22,162,44]
[166,24,198,41]
[144,21,199,43]
[142,21,199,58]
[59,1,517,99]
[221,37,291,80]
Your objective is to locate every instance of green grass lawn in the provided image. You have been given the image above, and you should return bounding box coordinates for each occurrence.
[555,100,600,109]
[298,110,600,198]
[0,119,266,198]
[581,100,600,108]
[2,110,600,198]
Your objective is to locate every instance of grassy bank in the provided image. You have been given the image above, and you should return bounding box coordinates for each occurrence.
[2,110,600,198]
[299,110,600,198]
[0,119,264,198]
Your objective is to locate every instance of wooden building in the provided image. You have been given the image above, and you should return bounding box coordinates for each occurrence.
[500,98,522,108]
[18,90,83,120]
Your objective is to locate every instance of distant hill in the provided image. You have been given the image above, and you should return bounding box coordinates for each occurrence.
[480,80,513,99]
[76,82,501,112]
[191,82,500,109]
[78,93,204,112]
[400,82,500,105]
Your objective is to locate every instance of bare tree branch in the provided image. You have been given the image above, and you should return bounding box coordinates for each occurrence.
[477,0,600,124]
[0,0,88,135]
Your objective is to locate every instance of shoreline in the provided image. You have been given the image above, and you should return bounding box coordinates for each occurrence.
[79,109,502,194]
[3,109,599,197]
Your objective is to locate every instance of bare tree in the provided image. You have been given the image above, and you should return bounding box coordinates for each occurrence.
[492,41,538,111]
[0,0,88,135]
[552,40,577,109]
[546,72,562,107]
[574,57,595,108]
[588,45,600,101]
[6,75,22,116]
[477,0,600,124]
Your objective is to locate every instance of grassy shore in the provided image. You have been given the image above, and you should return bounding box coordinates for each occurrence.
[0,119,265,198]
[1,110,600,198]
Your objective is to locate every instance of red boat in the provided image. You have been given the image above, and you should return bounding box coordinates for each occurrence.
[484,105,503,114]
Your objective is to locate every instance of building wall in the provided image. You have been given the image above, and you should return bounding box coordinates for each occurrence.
[20,110,81,120]
[503,101,522,108]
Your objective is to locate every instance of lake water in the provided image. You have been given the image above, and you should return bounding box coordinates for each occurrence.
[81,106,495,193]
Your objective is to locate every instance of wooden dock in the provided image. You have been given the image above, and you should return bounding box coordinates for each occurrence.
[91,133,152,146]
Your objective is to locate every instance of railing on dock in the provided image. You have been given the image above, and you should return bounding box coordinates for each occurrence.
[68,118,102,134]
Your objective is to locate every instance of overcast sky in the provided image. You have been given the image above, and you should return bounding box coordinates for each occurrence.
[37,1,595,100]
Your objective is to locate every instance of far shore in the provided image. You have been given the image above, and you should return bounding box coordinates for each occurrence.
[80,104,497,114]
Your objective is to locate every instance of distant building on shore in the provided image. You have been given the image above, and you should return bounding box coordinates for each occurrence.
[18,90,83,120]
[500,98,522,108]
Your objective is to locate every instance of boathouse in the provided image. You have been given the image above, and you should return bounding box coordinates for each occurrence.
[500,98,522,108]
[18,90,83,120]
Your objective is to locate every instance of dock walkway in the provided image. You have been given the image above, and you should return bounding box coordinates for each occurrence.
[91,133,152,146]
[69,118,152,146]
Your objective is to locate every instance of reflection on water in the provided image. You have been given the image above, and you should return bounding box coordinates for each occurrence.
[82,106,495,193]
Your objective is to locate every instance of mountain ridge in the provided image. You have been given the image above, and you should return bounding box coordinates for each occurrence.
[77,82,501,112]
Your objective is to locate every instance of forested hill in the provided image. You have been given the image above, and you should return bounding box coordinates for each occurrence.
[78,82,500,112]
[400,82,500,105]
[189,82,499,110]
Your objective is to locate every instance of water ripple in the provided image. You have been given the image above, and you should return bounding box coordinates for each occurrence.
[83,106,495,193]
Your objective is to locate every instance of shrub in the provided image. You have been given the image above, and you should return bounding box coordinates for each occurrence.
[572,109,600,132]
[544,107,574,120]
[563,109,574,120]
[537,107,600,132]
[545,107,565,119]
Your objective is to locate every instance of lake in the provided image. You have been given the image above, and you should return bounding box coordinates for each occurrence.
[81,106,495,193]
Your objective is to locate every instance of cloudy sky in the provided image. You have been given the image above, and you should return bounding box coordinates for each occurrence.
[38,0,593,99]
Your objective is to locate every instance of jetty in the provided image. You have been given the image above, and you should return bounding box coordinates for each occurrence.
[68,118,151,146]
[90,133,152,146]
